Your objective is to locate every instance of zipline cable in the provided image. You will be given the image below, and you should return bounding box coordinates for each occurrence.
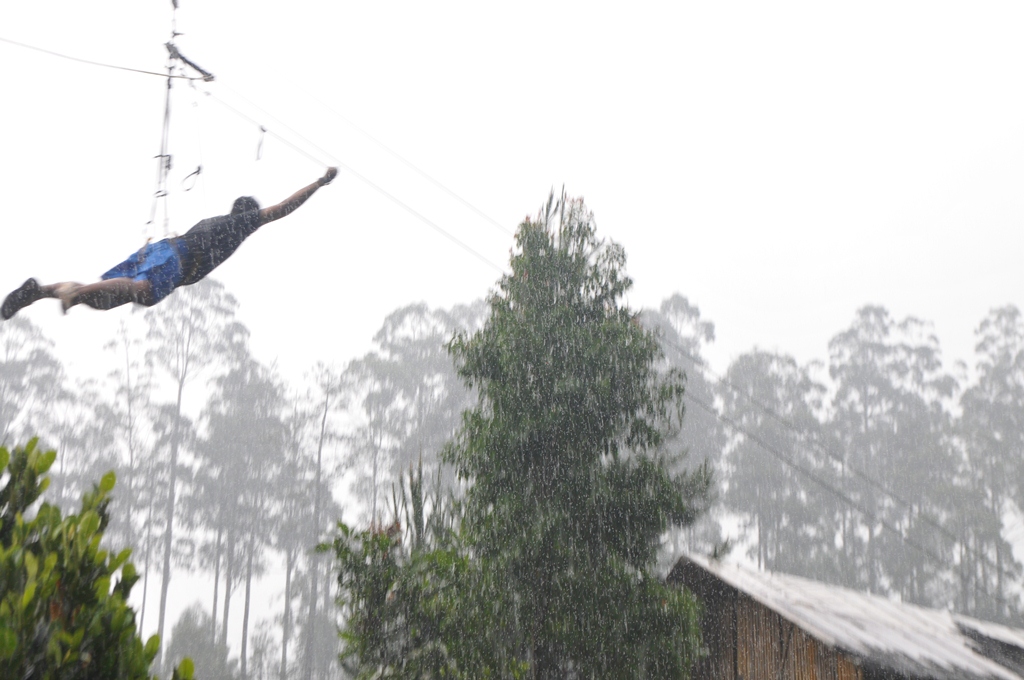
[202,90,326,166]
[153,72,1018,594]
[0,33,508,271]
[301,88,515,237]
[201,87,505,274]
[224,83,513,237]
[0,35,201,80]
[10,31,999,580]
[1,26,1009,585]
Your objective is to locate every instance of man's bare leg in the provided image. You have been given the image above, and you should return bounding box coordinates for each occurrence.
[3,277,154,319]
[52,278,153,312]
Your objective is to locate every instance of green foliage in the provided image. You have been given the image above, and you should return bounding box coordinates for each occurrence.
[335,195,709,679]
[0,439,192,679]
[330,465,524,679]
[443,195,709,678]
[333,525,466,678]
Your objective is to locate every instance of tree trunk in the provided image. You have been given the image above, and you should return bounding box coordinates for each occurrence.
[304,391,331,680]
[319,559,334,679]
[995,499,1005,619]
[533,639,558,680]
[959,533,968,613]
[222,530,236,646]
[773,513,780,572]
[122,335,139,547]
[976,537,983,613]
[157,380,185,666]
[241,535,255,680]
[139,495,155,632]
[756,487,764,570]
[867,523,877,593]
[281,549,294,680]
[212,526,222,644]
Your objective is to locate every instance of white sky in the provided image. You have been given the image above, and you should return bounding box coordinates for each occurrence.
[3,0,1024,657]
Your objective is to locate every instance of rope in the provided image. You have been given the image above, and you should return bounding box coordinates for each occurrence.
[181,166,202,191]
[187,80,210,207]
[0,35,200,80]
[147,57,177,236]
[256,126,267,161]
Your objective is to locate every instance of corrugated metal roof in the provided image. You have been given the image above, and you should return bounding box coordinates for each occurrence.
[674,555,1024,680]
[957,614,1024,652]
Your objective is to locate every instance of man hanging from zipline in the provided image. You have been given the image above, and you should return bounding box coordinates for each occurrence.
[2,167,338,319]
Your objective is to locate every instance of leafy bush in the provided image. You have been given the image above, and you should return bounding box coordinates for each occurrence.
[0,438,193,680]
[330,466,525,679]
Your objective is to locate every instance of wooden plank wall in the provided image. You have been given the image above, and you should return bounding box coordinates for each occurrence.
[691,587,864,680]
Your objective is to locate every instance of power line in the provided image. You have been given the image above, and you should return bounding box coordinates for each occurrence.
[200,86,505,274]
[665,336,962,546]
[201,89,327,165]
[661,335,1020,584]
[174,73,1021,598]
[683,391,952,570]
[303,90,515,237]
[0,35,200,81]
[0,32,507,273]
[17,31,1011,589]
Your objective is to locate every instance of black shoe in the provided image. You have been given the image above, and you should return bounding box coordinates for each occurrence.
[2,278,43,320]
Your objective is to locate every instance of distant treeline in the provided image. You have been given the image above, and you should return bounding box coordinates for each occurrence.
[2,276,1022,676]
[651,297,1024,627]
[0,278,485,679]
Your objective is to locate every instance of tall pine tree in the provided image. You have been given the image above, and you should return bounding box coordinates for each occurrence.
[446,195,710,678]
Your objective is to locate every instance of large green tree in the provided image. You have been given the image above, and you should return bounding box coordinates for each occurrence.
[445,195,710,677]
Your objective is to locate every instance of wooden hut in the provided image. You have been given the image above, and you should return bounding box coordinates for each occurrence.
[668,555,1024,680]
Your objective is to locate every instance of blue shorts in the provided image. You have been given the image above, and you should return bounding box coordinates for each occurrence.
[101,239,188,304]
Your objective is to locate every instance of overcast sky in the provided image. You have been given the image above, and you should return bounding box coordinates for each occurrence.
[3,0,1024,644]
[4,1,1023,381]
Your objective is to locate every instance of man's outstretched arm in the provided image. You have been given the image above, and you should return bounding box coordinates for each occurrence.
[259,167,338,225]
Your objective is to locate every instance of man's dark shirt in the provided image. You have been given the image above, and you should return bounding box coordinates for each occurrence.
[176,210,262,286]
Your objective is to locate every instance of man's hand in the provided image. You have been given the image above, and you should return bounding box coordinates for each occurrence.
[261,168,341,224]
[319,167,339,186]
